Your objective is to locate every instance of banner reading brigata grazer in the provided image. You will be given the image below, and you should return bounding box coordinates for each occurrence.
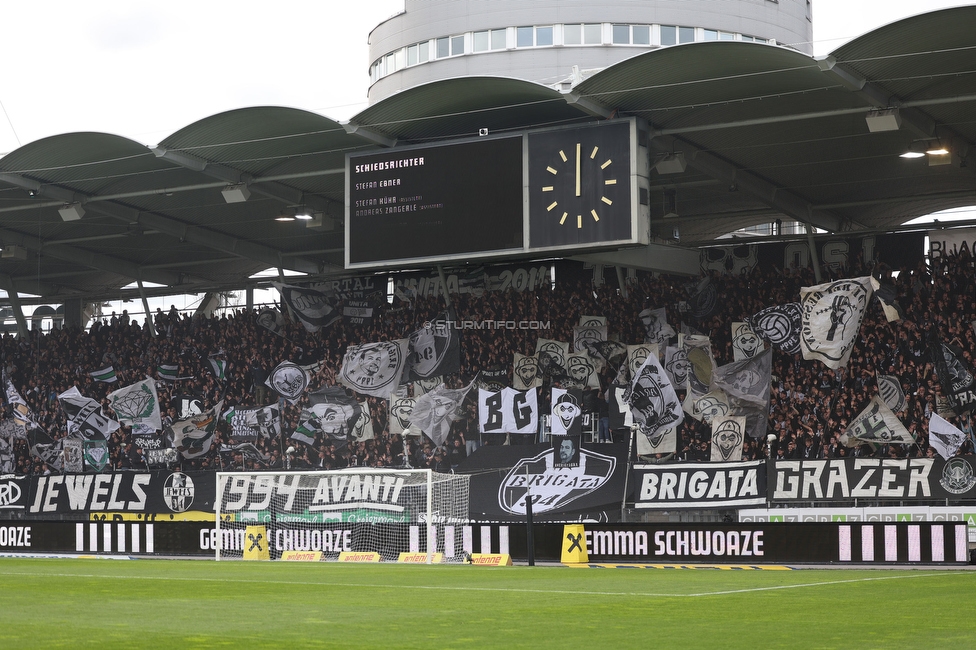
[457,444,628,522]
[632,461,767,509]
[772,458,976,503]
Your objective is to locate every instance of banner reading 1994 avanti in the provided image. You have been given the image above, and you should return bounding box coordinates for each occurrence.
[632,461,767,509]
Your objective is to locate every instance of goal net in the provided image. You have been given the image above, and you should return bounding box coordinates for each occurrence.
[214,468,470,562]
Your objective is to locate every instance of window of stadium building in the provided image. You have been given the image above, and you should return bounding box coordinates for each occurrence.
[563,23,601,45]
[517,25,554,47]
[612,24,650,45]
[474,28,507,52]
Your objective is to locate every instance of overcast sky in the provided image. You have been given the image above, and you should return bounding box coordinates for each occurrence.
[0,0,972,155]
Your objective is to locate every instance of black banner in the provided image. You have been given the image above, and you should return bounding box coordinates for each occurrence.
[699,232,925,276]
[0,475,30,511]
[771,458,976,502]
[24,471,216,516]
[632,461,767,509]
[507,522,969,564]
[458,443,628,523]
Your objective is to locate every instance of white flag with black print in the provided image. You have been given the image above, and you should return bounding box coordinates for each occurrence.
[573,323,607,353]
[930,334,976,415]
[273,282,340,332]
[664,346,692,389]
[870,273,904,322]
[63,438,84,472]
[350,401,375,443]
[59,387,121,440]
[627,352,684,443]
[388,395,416,435]
[928,413,967,460]
[108,379,162,436]
[565,352,600,389]
[4,375,35,428]
[256,307,286,337]
[412,375,444,396]
[639,307,675,347]
[339,339,409,399]
[578,315,607,328]
[841,396,914,447]
[692,389,731,424]
[512,353,541,390]
[711,347,772,409]
[266,361,313,405]
[800,277,873,369]
[626,343,658,383]
[731,322,762,361]
[636,425,676,456]
[747,303,802,355]
[535,339,569,380]
[478,388,537,435]
[877,374,907,413]
[0,435,15,474]
[550,387,583,436]
[222,404,281,440]
[710,415,746,462]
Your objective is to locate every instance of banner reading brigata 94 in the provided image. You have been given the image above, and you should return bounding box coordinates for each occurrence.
[457,444,629,523]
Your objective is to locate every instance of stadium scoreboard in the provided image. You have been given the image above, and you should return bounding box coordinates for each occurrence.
[345,118,649,269]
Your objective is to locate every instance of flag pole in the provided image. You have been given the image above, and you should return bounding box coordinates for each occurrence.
[524,463,535,567]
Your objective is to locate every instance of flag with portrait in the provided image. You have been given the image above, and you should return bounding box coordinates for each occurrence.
[731,321,762,361]
[627,353,683,445]
[549,387,583,436]
[710,415,746,462]
[388,394,416,435]
[339,339,410,399]
[410,380,475,448]
[930,333,976,415]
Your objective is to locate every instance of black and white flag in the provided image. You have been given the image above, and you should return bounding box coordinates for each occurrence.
[410,380,475,448]
[350,401,375,442]
[513,353,541,390]
[478,388,538,435]
[29,428,63,471]
[710,415,746,462]
[343,300,375,326]
[639,307,675,347]
[682,335,713,396]
[274,282,340,332]
[711,347,772,409]
[930,335,976,415]
[477,367,508,393]
[5,376,35,428]
[550,388,583,436]
[266,361,313,404]
[59,387,121,440]
[293,397,362,446]
[256,308,286,337]
[535,339,569,381]
[339,339,409,399]
[929,413,967,460]
[691,389,731,424]
[565,352,600,389]
[731,322,762,361]
[627,352,684,443]
[168,401,223,459]
[747,303,802,355]
[413,376,444,396]
[800,277,873,369]
[877,374,907,413]
[108,379,162,436]
[0,418,25,441]
[841,396,914,447]
[63,438,84,472]
[223,404,281,440]
[664,346,692,388]
[573,324,607,354]
[0,435,16,474]
[636,425,676,456]
[579,315,607,328]
[626,344,658,381]
[403,312,460,382]
[388,395,416,435]
[870,276,903,322]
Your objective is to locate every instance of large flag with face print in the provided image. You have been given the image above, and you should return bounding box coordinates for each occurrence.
[799,277,873,369]
[339,339,410,399]
[550,387,583,436]
[711,347,772,409]
[639,307,675,347]
[410,380,475,448]
[710,415,746,462]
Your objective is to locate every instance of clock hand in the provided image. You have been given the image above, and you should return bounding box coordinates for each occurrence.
[575,142,581,197]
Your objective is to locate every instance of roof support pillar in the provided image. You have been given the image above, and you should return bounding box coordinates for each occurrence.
[137,280,155,338]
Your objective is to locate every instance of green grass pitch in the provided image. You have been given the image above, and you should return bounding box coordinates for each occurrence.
[0,558,973,648]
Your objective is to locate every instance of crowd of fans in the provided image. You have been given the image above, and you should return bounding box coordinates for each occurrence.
[2,248,975,476]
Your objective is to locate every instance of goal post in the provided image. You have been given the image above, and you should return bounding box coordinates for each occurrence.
[214,468,470,562]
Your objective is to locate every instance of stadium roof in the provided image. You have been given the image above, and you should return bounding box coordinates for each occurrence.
[0,7,974,303]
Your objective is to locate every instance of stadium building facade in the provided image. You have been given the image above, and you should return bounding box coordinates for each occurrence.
[367,0,813,102]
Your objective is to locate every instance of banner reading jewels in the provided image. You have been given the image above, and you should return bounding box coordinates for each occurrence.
[457,444,629,523]
[771,458,976,503]
[21,471,216,516]
[632,461,767,509]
